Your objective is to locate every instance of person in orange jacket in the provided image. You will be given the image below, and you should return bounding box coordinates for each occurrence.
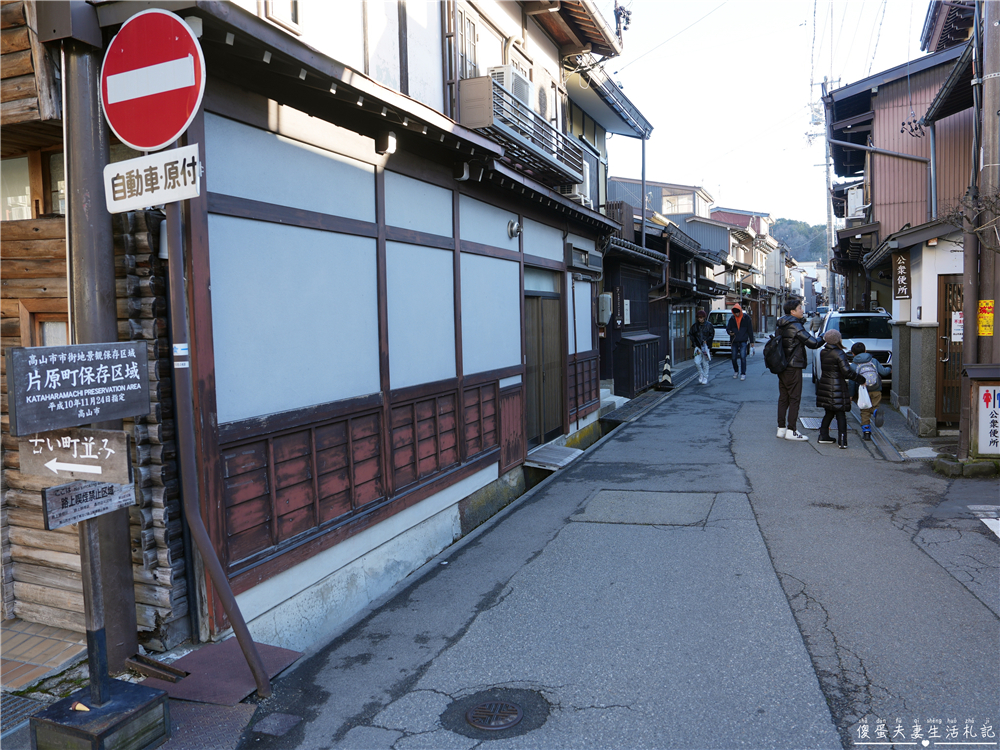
[725,303,754,381]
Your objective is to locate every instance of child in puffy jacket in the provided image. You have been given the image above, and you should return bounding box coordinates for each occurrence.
[816,330,867,449]
[850,342,891,441]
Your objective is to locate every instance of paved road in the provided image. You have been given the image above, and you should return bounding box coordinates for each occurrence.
[243,354,998,750]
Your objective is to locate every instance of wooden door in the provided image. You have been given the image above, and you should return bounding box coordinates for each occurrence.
[936,275,963,424]
[525,294,563,447]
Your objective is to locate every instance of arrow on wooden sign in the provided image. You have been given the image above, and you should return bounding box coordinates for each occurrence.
[45,458,103,476]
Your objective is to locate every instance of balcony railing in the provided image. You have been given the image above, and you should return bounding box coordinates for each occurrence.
[459,77,584,188]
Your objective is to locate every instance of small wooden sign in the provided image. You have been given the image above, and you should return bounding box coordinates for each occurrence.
[892,253,911,300]
[42,481,136,530]
[5,342,150,437]
[20,428,133,486]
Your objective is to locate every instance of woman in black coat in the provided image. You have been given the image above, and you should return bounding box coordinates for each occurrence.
[816,329,867,448]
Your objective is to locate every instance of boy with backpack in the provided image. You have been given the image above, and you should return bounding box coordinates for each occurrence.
[849,342,890,441]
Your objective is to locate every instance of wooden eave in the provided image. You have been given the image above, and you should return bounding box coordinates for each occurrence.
[1,0,63,156]
[529,0,621,58]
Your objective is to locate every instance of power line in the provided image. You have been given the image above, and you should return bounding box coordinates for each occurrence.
[867,0,888,76]
[616,1,729,73]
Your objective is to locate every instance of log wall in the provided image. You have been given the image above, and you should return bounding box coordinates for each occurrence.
[1,217,68,623]
[0,212,189,651]
[0,0,60,130]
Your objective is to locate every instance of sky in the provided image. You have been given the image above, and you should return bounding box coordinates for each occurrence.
[593,0,930,226]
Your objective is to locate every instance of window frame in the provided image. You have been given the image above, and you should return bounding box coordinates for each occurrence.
[457,5,478,80]
[18,299,68,346]
[260,0,301,35]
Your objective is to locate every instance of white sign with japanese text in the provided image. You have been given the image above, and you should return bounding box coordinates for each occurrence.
[42,481,136,530]
[952,311,963,342]
[103,144,200,214]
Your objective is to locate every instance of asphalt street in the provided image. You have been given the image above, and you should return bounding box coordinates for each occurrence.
[237,353,998,750]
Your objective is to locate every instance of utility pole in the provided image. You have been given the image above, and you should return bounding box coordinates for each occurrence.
[984,0,999,364]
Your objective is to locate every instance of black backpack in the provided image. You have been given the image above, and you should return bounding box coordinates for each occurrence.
[763,334,788,374]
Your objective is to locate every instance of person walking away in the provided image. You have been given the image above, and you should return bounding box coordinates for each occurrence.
[809,312,821,333]
[726,303,754,381]
[689,309,714,384]
[816,330,867,448]
[849,342,890,441]
[775,298,825,441]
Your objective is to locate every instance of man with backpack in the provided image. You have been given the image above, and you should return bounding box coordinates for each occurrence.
[773,298,825,441]
[850,342,890,441]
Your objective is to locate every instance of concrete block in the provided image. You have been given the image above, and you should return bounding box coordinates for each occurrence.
[933,457,964,477]
[458,468,525,535]
[963,461,998,478]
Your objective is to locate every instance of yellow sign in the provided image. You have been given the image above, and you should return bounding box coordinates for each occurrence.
[980,300,994,336]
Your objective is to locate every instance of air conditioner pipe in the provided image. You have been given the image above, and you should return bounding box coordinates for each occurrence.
[503,36,522,65]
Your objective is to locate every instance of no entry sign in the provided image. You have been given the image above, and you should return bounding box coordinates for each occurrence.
[101,9,206,152]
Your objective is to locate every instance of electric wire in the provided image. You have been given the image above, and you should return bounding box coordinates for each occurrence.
[616,1,729,73]
[867,0,888,76]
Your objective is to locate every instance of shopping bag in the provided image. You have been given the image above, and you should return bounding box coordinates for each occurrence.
[858,386,872,410]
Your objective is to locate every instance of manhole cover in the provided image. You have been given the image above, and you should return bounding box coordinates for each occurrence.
[441,688,548,740]
[466,701,523,731]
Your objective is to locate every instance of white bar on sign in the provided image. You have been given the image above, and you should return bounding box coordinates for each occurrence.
[106,55,196,104]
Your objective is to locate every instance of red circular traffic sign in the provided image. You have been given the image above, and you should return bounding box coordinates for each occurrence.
[100,9,206,152]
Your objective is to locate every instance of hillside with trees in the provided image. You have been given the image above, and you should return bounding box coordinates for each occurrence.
[772,219,828,263]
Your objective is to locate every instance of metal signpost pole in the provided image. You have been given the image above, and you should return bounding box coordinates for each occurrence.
[63,34,138,688]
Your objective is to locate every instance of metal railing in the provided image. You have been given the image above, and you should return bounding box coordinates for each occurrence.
[478,78,585,187]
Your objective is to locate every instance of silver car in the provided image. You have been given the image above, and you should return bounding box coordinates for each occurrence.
[810,310,893,388]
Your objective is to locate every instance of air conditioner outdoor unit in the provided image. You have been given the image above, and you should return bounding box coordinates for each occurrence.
[488,65,533,106]
[557,161,590,205]
[847,185,866,218]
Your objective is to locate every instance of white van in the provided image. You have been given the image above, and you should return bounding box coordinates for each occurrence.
[707,310,731,354]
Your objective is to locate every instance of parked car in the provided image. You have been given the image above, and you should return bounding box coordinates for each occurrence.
[810,309,893,388]
[707,310,731,354]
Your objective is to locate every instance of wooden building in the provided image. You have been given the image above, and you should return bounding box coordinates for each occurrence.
[824,36,973,436]
[2,0,654,655]
[710,208,779,333]
[1,0,188,650]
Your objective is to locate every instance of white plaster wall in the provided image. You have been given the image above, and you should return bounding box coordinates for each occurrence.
[459,195,518,250]
[575,279,593,353]
[300,2,365,73]
[386,242,456,389]
[367,2,401,91]
[385,171,452,237]
[461,253,521,374]
[406,1,444,112]
[523,218,563,262]
[206,113,375,222]
[238,464,498,653]
[209,216,380,423]
[912,238,963,326]
[524,16,560,78]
